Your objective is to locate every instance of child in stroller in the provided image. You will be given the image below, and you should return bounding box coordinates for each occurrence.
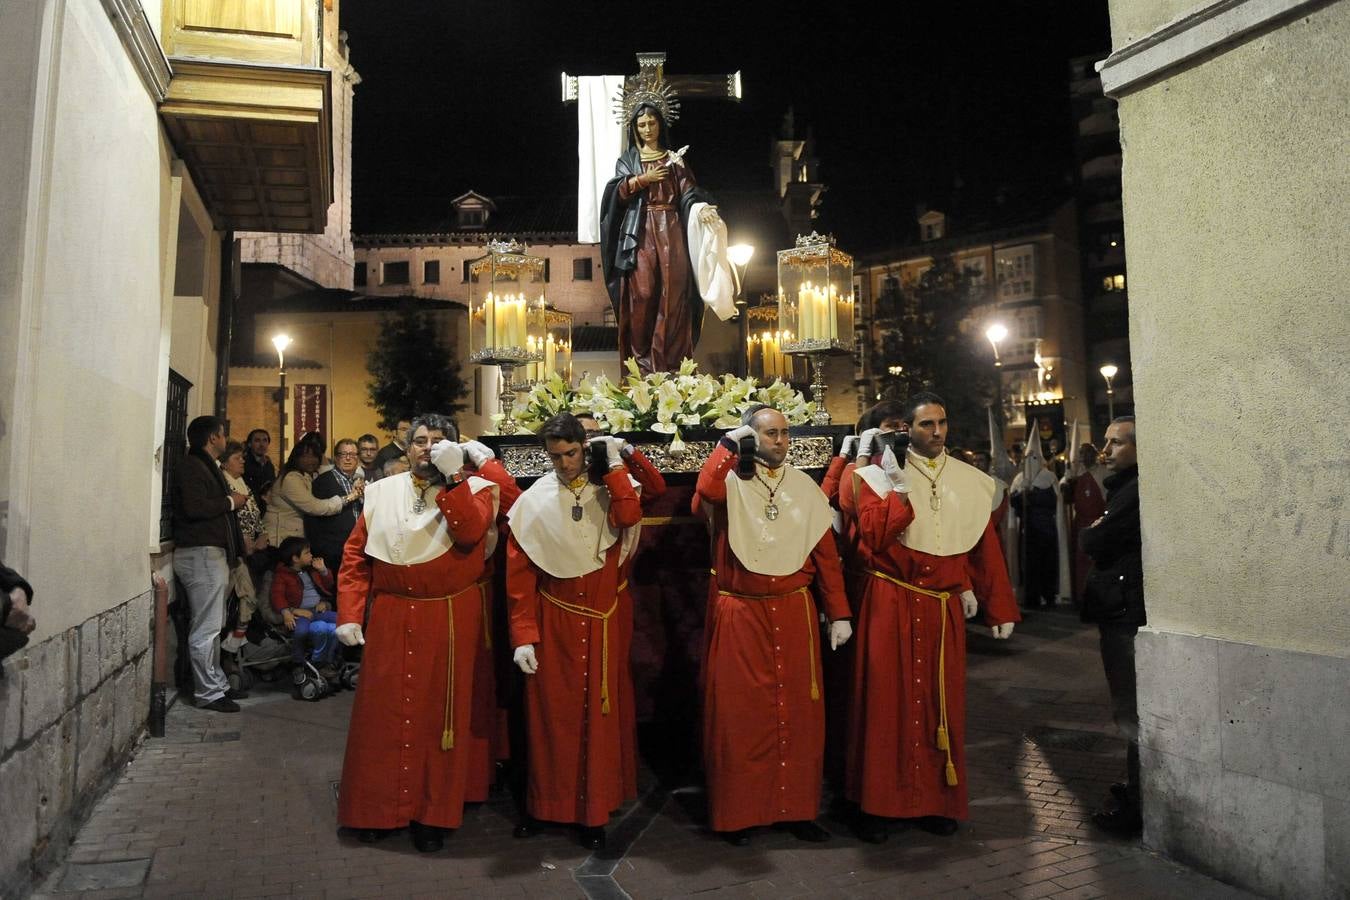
[271,537,340,691]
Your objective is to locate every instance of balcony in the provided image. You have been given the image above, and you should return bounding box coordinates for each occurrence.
[157,1,333,233]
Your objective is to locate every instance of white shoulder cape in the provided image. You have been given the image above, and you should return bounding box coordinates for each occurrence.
[725,464,833,577]
[507,473,642,579]
[361,473,500,566]
[855,453,994,557]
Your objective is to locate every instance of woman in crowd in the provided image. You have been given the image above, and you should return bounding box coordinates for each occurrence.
[265,435,359,547]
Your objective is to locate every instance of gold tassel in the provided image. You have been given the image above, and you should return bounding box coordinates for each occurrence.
[601,696,611,715]
[442,728,454,751]
[936,725,950,751]
[811,681,820,701]
[945,761,958,786]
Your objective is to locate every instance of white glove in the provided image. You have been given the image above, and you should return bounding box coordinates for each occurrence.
[587,435,626,468]
[621,441,636,458]
[880,446,910,493]
[839,435,860,459]
[829,619,853,650]
[460,439,494,468]
[336,623,365,646]
[430,440,464,478]
[513,644,538,674]
[991,622,1015,640]
[724,424,756,445]
[960,590,978,620]
[857,427,882,460]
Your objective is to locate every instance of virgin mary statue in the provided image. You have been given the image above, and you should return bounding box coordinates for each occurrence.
[599,86,732,375]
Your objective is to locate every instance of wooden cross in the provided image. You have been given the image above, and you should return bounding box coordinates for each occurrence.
[561,51,742,109]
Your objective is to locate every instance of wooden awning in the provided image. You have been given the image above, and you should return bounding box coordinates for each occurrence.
[160,59,332,233]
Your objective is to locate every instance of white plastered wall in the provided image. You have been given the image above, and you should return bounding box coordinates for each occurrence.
[0,0,215,639]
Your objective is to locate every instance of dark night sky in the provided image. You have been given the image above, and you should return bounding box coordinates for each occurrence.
[341,1,1110,251]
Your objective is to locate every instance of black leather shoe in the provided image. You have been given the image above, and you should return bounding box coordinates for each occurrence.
[854,813,888,844]
[356,828,388,844]
[579,826,605,850]
[513,818,544,839]
[410,821,446,853]
[201,697,240,713]
[1092,804,1142,836]
[225,687,250,700]
[720,829,752,846]
[915,816,959,836]
[779,820,832,842]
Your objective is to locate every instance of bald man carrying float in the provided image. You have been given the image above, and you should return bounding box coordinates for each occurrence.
[694,404,853,846]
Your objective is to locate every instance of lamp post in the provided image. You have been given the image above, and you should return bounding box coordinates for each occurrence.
[985,322,1007,367]
[985,322,1009,423]
[272,333,291,462]
[728,243,754,377]
[1100,363,1118,420]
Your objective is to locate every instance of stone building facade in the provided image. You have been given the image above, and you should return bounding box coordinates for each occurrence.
[1101,1,1349,896]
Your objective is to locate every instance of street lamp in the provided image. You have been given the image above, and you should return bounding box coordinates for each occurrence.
[1100,363,1118,420]
[728,243,755,376]
[985,322,1007,367]
[273,333,292,462]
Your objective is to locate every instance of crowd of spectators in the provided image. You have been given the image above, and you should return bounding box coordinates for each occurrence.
[170,419,413,708]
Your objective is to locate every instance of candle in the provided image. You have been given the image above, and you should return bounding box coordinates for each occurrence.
[797,283,811,342]
[545,334,556,376]
[516,296,527,349]
[485,292,496,349]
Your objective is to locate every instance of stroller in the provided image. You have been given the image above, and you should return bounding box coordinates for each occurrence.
[222,569,360,701]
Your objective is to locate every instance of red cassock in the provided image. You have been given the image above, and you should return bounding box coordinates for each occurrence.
[846,479,1020,820]
[506,469,644,827]
[693,445,851,832]
[615,450,666,792]
[1069,472,1106,602]
[336,478,498,830]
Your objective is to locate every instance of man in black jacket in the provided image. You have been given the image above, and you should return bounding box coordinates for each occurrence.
[307,438,364,572]
[244,429,277,516]
[173,415,249,712]
[1,561,35,673]
[1080,415,1143,835]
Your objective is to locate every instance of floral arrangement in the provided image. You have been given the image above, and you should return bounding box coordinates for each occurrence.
[495,358,816,438]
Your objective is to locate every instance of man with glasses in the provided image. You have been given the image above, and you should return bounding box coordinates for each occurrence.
[307,438,366,573]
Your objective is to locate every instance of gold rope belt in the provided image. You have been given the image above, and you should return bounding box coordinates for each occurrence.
[385,580,491,752]
[715,581,820,703]
[866,569,959,787]
[538,580,627,716]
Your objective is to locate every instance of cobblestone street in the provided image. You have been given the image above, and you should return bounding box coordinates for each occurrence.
[34,609,1251,900]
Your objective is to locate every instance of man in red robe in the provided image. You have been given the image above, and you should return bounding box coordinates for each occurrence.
[574,410,667,798]
[847,391,1021,844]
[506,413,645,851]
[334,415,518,853]
[695,405,853,845]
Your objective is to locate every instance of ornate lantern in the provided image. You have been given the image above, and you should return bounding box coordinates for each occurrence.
[745,303,796,383]
[524,306,574,386]
[468,239,546,433]
[777,232,855,424]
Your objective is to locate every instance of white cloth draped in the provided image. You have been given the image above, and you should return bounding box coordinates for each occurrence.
[686,201,736,320]
[576,75,625,243]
